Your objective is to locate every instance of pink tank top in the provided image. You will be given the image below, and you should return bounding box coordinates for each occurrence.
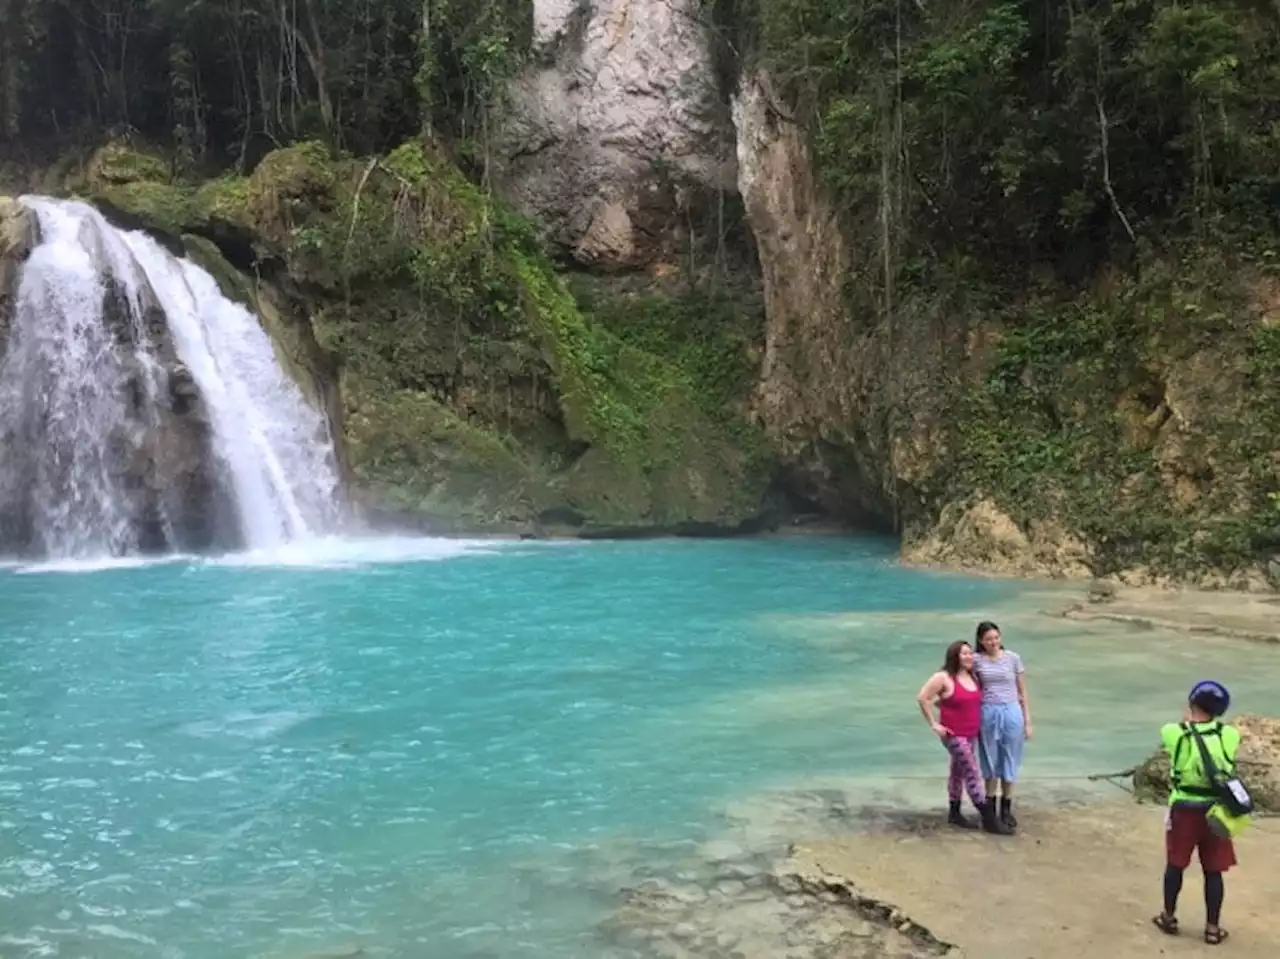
[938,675,982,738]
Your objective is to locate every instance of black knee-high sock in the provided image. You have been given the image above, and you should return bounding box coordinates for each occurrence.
[1163,865,1184,916]
[1204,871,1224,926]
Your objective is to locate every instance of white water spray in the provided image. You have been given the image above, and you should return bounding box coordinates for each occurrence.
[0,197,342,558]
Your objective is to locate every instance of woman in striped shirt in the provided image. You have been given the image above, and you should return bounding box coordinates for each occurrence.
[972,620,1033,829]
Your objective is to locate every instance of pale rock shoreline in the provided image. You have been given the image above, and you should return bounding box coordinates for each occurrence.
[598,579,1280,959]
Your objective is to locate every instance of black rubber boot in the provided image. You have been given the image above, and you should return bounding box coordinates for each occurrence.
[980,798,1013,835]
[1000,797,1018,829]
[948,800,979,829]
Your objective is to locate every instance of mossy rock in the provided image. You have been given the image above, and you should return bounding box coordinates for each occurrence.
[945,246,1280,579]
[69,136,777,534]
[192,175,254,238]
[342,378,568,528]
[86,143,172,188]
[181,234,254,307]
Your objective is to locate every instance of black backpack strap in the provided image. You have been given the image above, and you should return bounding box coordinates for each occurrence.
[1172,722,1223,795]
[1171,725,1191,783]
[1187,722,1223,785]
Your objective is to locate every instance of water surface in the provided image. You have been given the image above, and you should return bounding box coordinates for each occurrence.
[0,535,1276,958]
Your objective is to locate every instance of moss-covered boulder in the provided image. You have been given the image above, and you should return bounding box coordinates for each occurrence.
[1133,715,1280,811]
[75,140,775,533]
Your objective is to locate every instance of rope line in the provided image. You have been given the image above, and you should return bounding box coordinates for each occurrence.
[863,769,1280,820]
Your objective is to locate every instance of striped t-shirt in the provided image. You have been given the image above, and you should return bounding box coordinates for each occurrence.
[972,650,1024,704]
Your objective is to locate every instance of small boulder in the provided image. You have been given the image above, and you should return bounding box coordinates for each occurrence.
[1087,579,1118,604]
[0,195,39,351]
[0,195,38,263]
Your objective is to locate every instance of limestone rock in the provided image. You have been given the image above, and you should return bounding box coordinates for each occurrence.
[731,75,894,526]
[1134,714,1280,811]
[0,196,39,352]
[903,498,1093,580]
[498,0,736,270]
[0,195,38,262]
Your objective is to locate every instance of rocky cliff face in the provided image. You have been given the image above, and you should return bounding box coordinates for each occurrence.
[730,78,893,529]
[731,75,969,536]
[499,0,737,271]
[730,67,1280,587]
[8,7,1278,578]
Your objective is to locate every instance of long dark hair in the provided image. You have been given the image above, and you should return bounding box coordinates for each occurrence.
[975,620,1001,652]
[943,640,973,677]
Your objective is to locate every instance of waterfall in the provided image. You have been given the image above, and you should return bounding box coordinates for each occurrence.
[0,197,342,559]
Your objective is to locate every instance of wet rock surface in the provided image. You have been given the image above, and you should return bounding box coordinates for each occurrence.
[596,849,955,959]
[0,194,39,353]
[558,791,963,959]
[790,797,1280,959]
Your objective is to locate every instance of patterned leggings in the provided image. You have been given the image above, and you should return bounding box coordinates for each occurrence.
[943,735,987,807]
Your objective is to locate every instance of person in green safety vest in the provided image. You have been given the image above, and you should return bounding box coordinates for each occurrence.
[1151,680,1240,946]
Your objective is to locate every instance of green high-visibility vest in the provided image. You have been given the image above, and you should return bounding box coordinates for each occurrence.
[1160,720,1240,806]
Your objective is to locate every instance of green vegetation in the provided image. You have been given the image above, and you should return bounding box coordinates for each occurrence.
[9,0,1280,566]
[0,0,529,168]
[0,0,771,534]
[952,247,1279,576]
[72,136,771,530]
[704,0,1280,575]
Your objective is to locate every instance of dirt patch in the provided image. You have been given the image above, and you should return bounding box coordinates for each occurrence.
[784,799,1280,958]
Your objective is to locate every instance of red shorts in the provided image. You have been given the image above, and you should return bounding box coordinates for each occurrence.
[1166,805,1237,873]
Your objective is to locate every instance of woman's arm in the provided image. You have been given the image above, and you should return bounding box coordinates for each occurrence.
[1016,668,1033,739]
[916,672,952,737]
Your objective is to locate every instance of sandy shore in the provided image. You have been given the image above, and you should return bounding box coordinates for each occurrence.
[781,798,1280,958]
[674,579,1280,958]
[592,577,1280,958]
[1058,582,1280,644]
[763,583,1280,956]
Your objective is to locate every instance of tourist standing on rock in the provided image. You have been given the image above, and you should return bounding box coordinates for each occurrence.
[972,621,1031,830]
[916,641,1012,835]
[1152,681,1240,946]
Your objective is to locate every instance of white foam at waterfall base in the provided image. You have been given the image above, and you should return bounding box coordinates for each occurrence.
[6,535,532,576]
[3,197,343,557]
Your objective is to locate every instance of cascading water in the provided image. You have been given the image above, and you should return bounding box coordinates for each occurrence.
[114,225,341,549]
[0,197,342,559]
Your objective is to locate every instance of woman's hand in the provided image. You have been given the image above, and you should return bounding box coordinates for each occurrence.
[1024,722,1034,741]
[931,722,952,739]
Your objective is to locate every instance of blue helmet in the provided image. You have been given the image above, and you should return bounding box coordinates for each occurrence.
[1189,680,1231,717]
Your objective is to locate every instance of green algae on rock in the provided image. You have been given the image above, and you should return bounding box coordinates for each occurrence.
[75,140,775,534]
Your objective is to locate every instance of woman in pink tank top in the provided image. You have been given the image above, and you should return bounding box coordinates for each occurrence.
[916,641,1012,834]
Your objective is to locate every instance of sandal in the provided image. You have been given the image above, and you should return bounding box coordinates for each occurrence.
[1151,914,1179,936]
[1205,927,1229,946]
